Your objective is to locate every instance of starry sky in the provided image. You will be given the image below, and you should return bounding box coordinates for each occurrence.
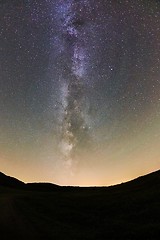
[0,0,160,186]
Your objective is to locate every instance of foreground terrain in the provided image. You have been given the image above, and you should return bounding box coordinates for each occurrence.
[0,170,160,239]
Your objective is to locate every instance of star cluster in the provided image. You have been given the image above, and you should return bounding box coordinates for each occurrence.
[0,0,160,185]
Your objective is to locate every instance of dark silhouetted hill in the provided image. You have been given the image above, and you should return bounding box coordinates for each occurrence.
[0,172,60,191]
[0,172,25,188]
[26,182,61,191]
[0,169,160,240]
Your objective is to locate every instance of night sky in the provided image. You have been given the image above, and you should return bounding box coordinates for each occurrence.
[1,0,160,186]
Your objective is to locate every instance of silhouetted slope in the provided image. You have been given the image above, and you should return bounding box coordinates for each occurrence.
[0,169,160,239]
[26,182,61,191]
[0,172,60,191]
[121,169,160,188]
[0,172,25,188]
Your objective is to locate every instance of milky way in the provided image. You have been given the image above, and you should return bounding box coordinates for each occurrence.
[55,0,90,171]
[0,0,160,185]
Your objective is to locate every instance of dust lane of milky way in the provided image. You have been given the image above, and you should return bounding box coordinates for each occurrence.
[0,0,160,186]
[56,0,91,172]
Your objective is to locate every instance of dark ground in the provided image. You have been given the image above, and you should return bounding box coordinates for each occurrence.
[0,170,160,240]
